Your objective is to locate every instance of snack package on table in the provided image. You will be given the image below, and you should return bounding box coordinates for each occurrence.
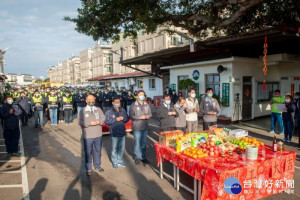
[176,134,191,153]
[191,132,208,147]
[159,130,184,146]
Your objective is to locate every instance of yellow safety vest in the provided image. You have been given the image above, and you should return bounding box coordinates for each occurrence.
[32,96,43,103]
[63,96,72,102]
[49,96,57,102]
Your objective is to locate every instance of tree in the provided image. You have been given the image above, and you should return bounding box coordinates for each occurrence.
[65,0,300,41]
[35,79,43,83]
[44,78,50,82]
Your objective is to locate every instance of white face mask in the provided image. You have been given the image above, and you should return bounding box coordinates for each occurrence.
[191,93,196,98]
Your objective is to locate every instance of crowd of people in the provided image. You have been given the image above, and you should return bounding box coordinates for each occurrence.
[0,86,299,176]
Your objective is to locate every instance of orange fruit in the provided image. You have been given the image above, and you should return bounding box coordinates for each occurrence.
[192,155,197,159]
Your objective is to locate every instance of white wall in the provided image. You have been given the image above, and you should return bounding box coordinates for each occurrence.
[169,58,234,118]
[133,76,163,99]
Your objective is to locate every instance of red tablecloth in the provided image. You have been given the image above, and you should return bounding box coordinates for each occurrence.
[155,143,296,200]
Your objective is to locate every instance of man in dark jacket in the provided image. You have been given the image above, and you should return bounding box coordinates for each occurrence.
[17,91,29,126]
[125,90,135,115]
[157,94,178,131]
[75,90,86,117]
[31,91,44,128]
[105,98,129,169]
[102,88,112,114]
[0,96,23,157]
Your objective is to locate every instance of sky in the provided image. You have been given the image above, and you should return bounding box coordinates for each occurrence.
[0,0,96,78]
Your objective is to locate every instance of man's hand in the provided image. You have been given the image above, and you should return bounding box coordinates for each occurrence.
[90,121,96,126]
[117,116,124,121]
[208,111,217,115]
[95,121,100,125]
[145,115,150,119]
[140,115,146,120]
[9,108,14,114]
[52,101,56,103]
[168,112,176,116]
[36,103,41,106]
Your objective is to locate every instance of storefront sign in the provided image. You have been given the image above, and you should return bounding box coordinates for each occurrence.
[192,70,200,80]
[222,83,230,107]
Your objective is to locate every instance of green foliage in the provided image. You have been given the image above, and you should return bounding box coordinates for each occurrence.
[178,79,196,90]
[44,78,50,82]
[35,79,43,83]
[6,83,11,90]
[65,0,300,41]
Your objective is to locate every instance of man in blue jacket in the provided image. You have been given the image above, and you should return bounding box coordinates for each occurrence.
[105,97,129,169]
[75,89,86,117]
[0,96,23,157]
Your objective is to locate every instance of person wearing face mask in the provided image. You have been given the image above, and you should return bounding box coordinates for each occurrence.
[174,97,187,132]
[157,94,178,131]
[269,89,285,135]
[129,90,152,165]
[200,88,220,131]
[47,90,59,125]
[164,87,171,96]
[63,92,73,125]
[57,92,64,123]
[79,95,105,176]
[72,90,78,118]
[102,88,112,114]
[184,88,200,133]
[16,91,29,126]
[105,98,129,169]
[171,90,178,104]
[31,91,44,128]
[125,90,135,115]
[0,96,23,158]
[282,95,296,143]
[75,90,87,117]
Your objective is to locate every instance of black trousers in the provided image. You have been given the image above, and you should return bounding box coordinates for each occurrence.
[4,129,20,154]
[203,121,217,131]
[21,112,28,126]
[64,109,73,124]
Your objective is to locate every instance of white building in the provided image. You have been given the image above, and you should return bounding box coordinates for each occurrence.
[6,73,35,87]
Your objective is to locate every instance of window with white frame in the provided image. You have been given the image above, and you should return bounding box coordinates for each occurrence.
[257,82,279,103]
[205,74,220,96]
[149,78,156,90]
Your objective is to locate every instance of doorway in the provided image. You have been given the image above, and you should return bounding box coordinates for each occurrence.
[242,76,252,121]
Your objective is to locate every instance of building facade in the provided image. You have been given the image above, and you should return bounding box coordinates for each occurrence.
[6,73,35,87]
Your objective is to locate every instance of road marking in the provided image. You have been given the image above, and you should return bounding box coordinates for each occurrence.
[295,166,300,170]
[149,123,160,128]
[0,160,21,162]
[19,126,30,200]
[0,184,23,188]
[0,170,22,174]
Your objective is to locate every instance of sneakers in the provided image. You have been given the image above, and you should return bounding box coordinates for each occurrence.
[279,132,284,135]
[86,170,92,176]
[113,164,118,169]
[95,167,104,173]
[13,152,21,156]
[118,162,127,168]
[283,138,288,142]
[269,130,274,134]
[6,153,12,158]
[141,159,150,164]
[287,139,291,142]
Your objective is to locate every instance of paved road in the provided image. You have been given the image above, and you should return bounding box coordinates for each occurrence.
[0,107,299,200]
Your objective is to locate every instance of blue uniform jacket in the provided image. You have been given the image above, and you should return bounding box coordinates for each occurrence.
[0,103,23,131]
[104,107,129,137]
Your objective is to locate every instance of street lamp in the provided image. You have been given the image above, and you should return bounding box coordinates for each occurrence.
[0,47,9,74]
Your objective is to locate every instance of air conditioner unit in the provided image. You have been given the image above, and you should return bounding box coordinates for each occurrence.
[129,78,136,85]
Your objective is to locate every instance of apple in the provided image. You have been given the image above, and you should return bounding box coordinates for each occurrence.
[210,142,215,146]
[207,145,211,149]
[203,149,207,153]
[210,147,214,152]
[203,144,207,148]
[214,146,219,151]
[209,152,215,156]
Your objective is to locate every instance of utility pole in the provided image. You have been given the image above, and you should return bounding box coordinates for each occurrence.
[0,49,6,74]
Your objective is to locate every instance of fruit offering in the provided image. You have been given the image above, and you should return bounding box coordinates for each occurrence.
[218,141,239,152]
[198,142,220,156]
[230,137,264,149]
[182,147,208,159]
